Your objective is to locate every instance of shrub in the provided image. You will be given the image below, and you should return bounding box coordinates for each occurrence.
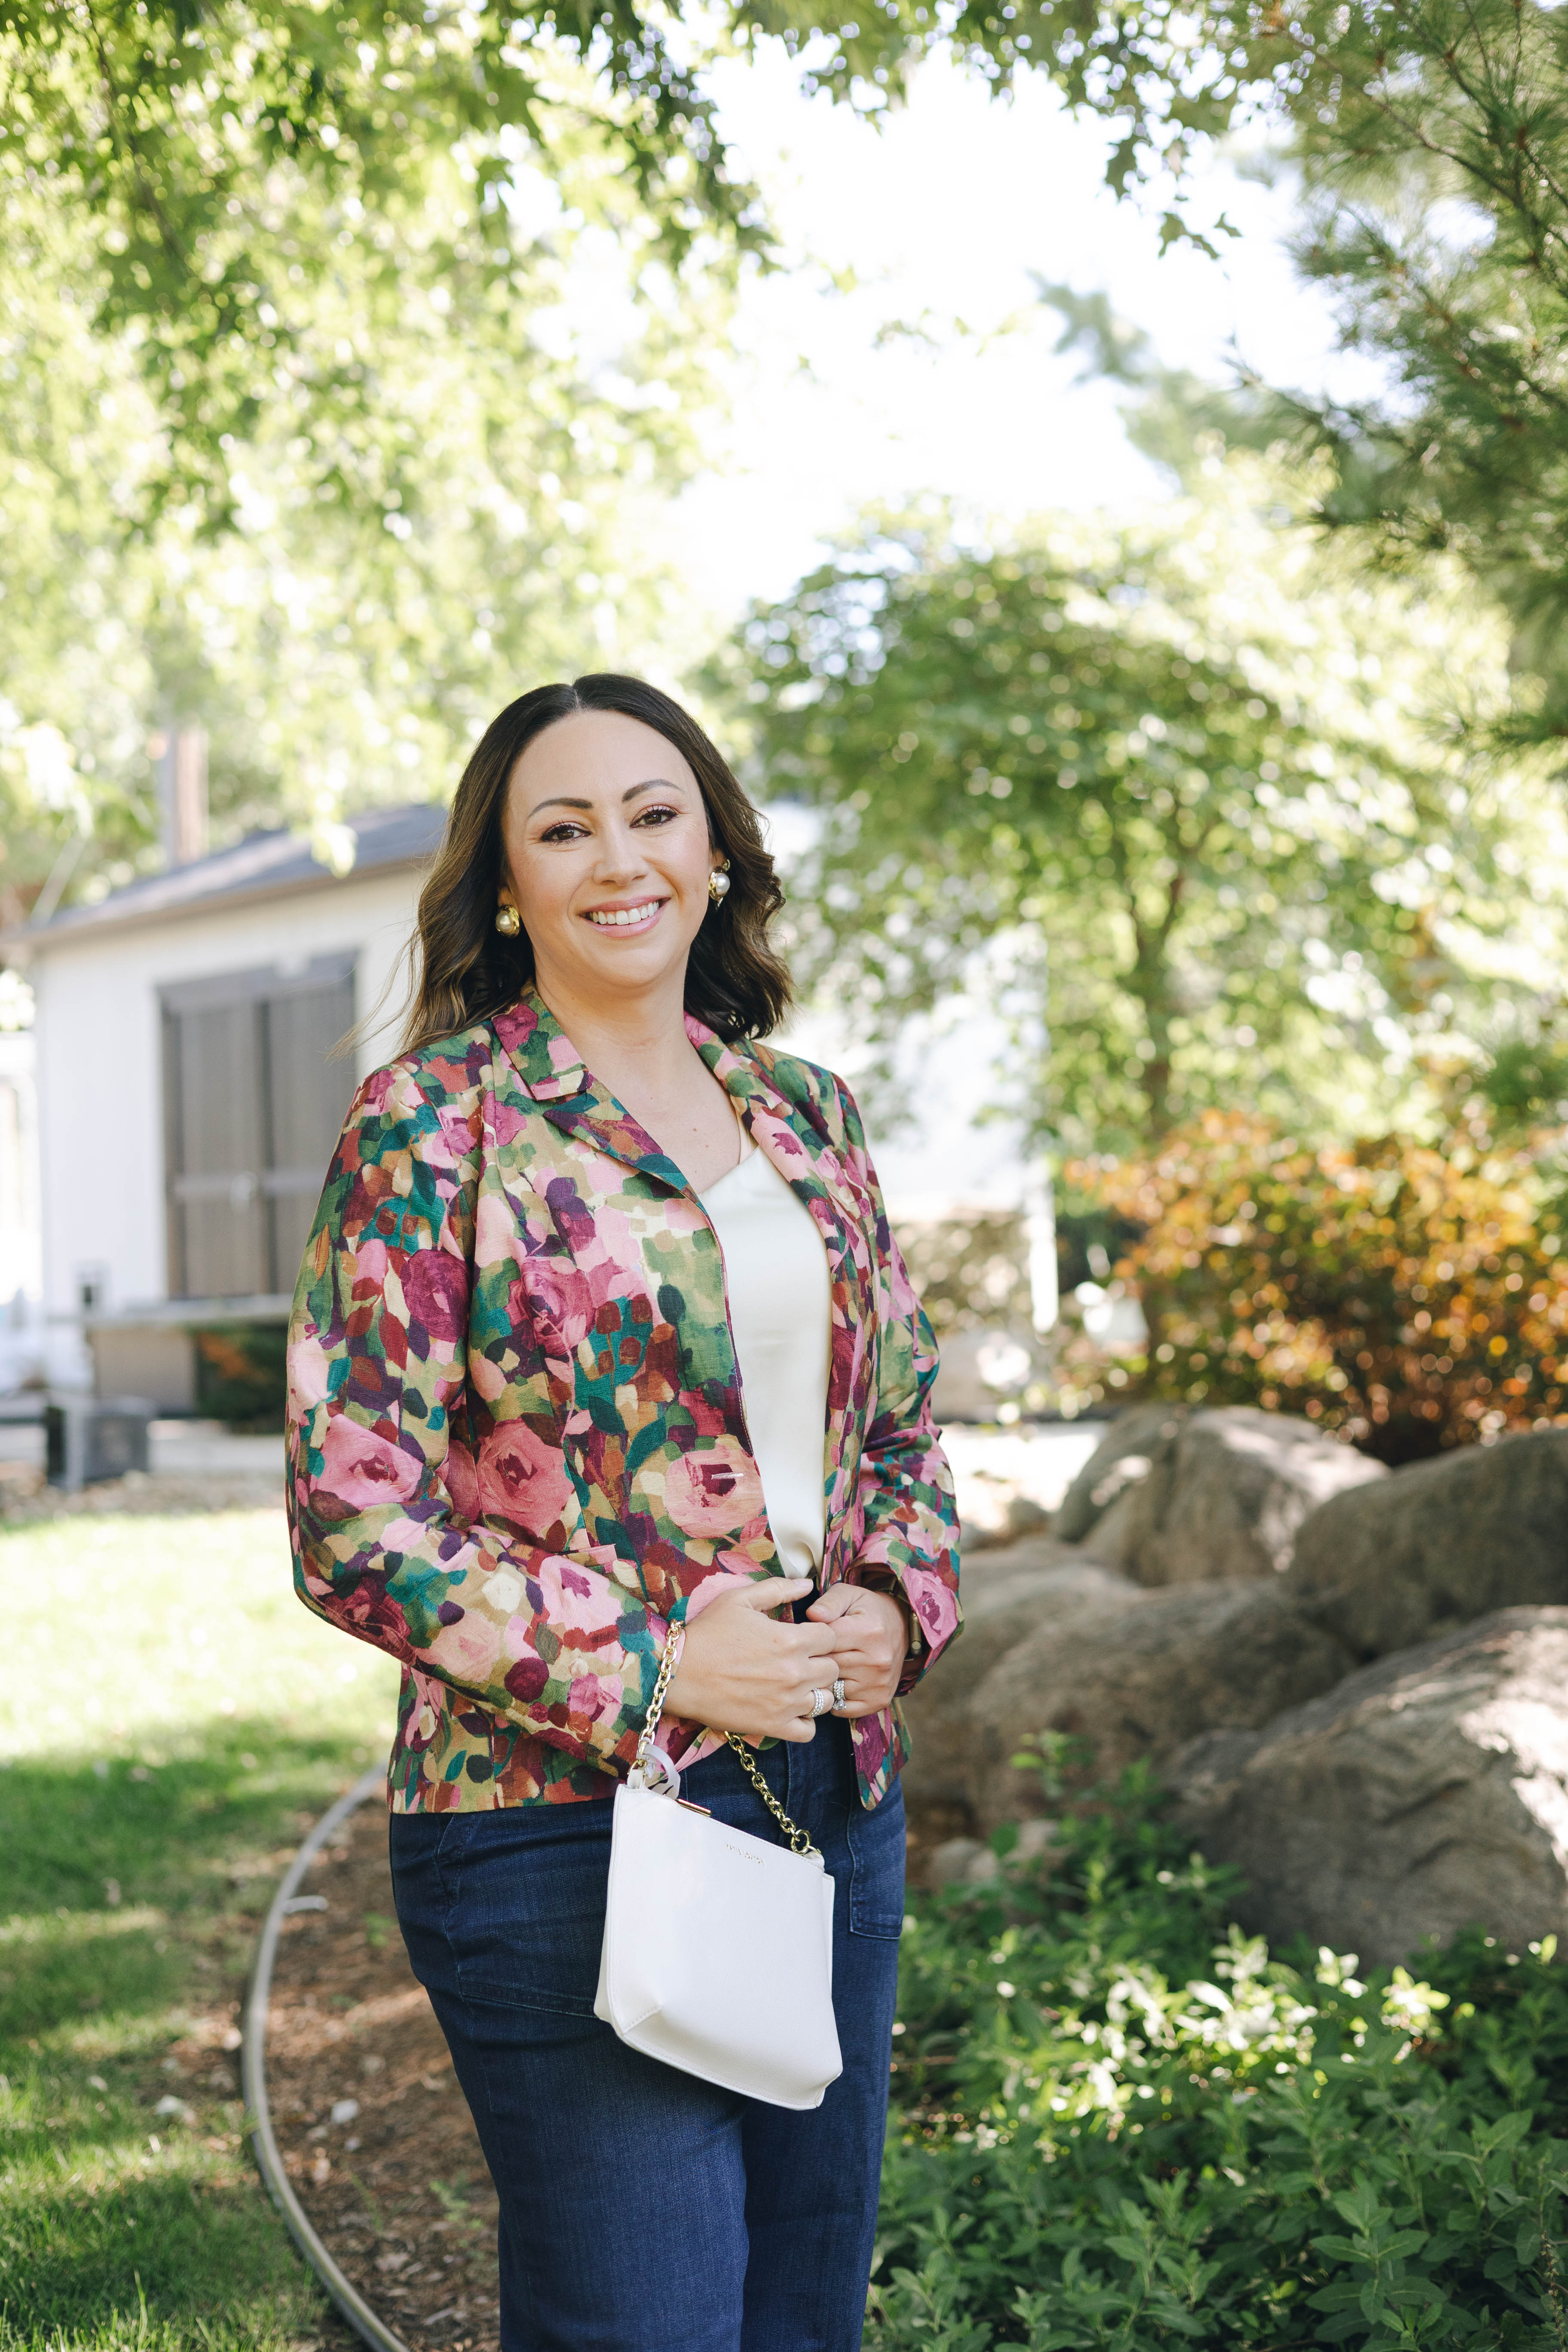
[193,1320,288,1429]
[1065,1113,1568,1461]
[873,1743,1568,2350]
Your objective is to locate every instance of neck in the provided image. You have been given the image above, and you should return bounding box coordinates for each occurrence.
[533,965,698,1100]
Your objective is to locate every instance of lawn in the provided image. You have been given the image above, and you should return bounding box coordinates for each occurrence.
[0,1500,401,2350]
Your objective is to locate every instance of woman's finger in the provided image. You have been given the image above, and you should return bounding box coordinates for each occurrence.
[804,1585,859,1623]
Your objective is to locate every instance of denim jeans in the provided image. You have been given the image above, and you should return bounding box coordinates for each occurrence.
[389,1717,906,2352]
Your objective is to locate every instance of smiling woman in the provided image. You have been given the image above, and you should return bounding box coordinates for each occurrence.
[404,676,791,1057]
[284,673,962,2351]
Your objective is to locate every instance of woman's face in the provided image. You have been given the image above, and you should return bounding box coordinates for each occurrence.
[499,710,720,1012]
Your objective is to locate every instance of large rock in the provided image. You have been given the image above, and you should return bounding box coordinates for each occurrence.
[938,1578,1354,1835]
[1169,1608,1568,1966]
[899,1541,1139,1818]
[1286,1428,1568,1661]
[1055,1404,1384,1586]
[1051,1405,1185,1543]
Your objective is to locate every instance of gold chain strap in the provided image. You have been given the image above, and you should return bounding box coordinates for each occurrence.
[723,1733,817,1859]
[633,1626,819,1859]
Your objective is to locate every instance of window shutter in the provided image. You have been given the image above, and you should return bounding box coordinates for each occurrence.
[164,996,267,1297]
[262,968,358,1293]
[162,955,358,1300]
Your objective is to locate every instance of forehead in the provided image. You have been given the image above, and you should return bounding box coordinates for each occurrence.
[509,709,698,811]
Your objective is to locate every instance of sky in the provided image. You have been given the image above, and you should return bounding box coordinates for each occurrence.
[665,43,1371,628]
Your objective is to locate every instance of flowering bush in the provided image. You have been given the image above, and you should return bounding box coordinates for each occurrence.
[1065,1114,1568,1460]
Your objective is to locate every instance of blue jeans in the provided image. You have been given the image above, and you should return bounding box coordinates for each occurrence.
[389,1718,906,2352]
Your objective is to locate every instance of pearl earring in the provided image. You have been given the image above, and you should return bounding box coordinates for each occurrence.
[708,862,732,903]
[495,903,521,936]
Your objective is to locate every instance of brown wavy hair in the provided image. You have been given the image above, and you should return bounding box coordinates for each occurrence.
[401,675,793,1054]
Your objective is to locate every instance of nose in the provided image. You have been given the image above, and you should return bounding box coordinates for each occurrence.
[591,817,649,882]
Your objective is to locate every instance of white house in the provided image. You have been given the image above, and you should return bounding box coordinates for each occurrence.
[0,1025,41,1392]
[2,805,445,1403]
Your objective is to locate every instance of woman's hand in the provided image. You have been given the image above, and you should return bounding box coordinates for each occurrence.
[664,1579,843,1744]
[804,1583,908,1719]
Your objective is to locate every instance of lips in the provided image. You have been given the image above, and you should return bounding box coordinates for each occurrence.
[584,898,665,931]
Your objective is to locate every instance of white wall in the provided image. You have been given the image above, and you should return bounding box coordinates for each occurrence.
[0,1030,43,1392]
[31,869,423,1375]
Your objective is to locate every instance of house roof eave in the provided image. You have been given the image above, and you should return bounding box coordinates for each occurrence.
[0,803,447,962]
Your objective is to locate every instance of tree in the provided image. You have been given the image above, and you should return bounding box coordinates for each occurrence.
[1010,0,1568,733]
[10,0,1563,675]
[722,460,1560,1154]
[0,165,703,911]
[0,0,762,512]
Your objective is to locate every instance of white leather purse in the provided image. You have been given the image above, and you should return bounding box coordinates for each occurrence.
[594,1632,844,2110]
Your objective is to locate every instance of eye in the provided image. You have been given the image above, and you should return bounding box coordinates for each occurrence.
[634,803,680,826]
[537,819,588,844]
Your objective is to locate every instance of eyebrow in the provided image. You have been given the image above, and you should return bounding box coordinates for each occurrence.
[527,778,682,818]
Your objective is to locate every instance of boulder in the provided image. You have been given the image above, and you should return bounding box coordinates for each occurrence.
[1054,1404,1384,1586]
[899,1541,1138,1818]
[1286,1427,1568,1661]
[926,1819,1057,1888]
[949,1578,1355,1835]
[1051,1405,1185,1543]
[1169,1608,1568,1966]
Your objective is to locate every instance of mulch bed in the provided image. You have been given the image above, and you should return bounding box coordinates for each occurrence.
[263,1796,502,2352]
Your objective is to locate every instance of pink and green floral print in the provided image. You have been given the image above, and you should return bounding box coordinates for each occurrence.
[285,989,960,1813]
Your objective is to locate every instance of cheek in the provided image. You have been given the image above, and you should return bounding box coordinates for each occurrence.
[509,845,578,943]
[656,827,719,927]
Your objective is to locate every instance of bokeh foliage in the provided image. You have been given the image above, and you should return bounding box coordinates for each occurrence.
[1069,1114,1568,1461]
[0,0,761,509]
[0,148,702,913]
[729,464,1559,1155]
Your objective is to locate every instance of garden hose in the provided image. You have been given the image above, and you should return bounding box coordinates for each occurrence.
[242,1763,411,2352]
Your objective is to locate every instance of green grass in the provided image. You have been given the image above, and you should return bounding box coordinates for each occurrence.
[0,1503,401,2350]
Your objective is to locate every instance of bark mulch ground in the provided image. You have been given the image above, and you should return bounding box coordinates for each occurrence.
[263,1794,502,2352]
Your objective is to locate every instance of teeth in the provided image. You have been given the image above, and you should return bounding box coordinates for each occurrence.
[588,904,658,928]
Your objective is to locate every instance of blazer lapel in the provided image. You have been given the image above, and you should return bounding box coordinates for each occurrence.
[493,992,689,1192]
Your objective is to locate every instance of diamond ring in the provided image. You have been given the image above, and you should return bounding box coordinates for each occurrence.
[832,1677,847,1710]
[810,1686,834,1718]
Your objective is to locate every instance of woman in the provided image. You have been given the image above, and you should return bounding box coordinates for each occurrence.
[285,674,961,2352]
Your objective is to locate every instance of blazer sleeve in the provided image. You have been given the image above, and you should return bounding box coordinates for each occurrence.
[285,1055,664,1777]
[832,1075,962,1692]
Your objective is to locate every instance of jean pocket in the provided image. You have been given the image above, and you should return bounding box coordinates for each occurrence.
[846,1777,906,1939]
[439,1805,613,2017]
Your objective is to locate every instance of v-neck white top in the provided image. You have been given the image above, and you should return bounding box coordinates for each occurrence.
[699,1139,833,1583]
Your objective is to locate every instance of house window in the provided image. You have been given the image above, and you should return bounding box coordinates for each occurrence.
[160,955,358,1300]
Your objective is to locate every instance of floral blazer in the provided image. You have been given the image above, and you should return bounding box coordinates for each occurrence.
[285,989,961,1813]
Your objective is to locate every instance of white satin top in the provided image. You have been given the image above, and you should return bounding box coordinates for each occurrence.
[699,1134,833,1583]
